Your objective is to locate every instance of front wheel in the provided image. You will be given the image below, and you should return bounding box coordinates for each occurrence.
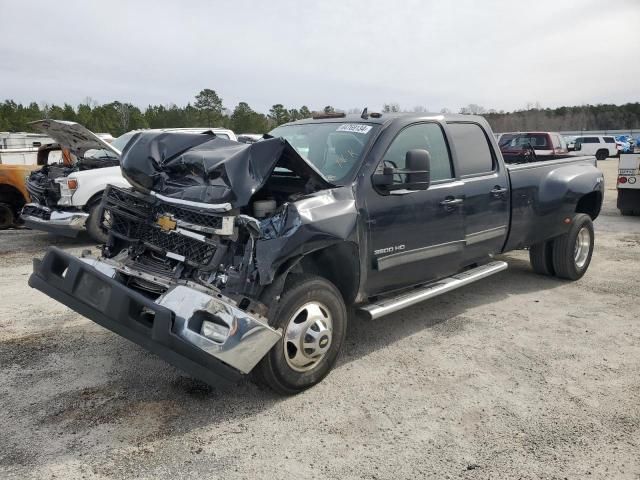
[551,213,594,280]
[85,202,108,243]
[0,203,15,230]
[254,274,347,395]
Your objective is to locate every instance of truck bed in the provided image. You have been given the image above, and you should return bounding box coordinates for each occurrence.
[504,155,599,251]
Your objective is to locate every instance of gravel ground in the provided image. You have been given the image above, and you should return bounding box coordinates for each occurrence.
[1,159,639,480]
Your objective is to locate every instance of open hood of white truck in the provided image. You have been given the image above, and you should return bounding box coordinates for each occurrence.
[30,119,121,160]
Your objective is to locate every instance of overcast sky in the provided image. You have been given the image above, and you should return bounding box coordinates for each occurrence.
[1,0,638,114]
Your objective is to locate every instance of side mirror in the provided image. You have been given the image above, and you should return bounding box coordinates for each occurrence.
[372,149,431,191]
[405,149,431,190]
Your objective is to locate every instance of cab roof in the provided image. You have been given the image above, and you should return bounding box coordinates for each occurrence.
[284,112,486,127]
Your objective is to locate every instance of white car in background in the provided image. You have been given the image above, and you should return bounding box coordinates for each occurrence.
[21,121,236,242]
[573,135,618,160]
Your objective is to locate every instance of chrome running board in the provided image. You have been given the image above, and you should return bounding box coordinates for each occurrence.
[358,261,508,320]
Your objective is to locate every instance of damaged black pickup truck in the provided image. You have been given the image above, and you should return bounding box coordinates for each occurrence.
[29,113,604,394]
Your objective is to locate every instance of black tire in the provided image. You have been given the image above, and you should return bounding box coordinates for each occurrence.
[0,202,14,230]
[551,213,594,280]
[620,208,640,216]
[529,240,554,276]
[595,149,608,161]
[85,202,108,243]
[254,274,347,395]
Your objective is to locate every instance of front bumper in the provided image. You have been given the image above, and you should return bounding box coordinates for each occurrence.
[21,203,88,238]
[29,248,281,385]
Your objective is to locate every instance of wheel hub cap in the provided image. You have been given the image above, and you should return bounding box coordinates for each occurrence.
[284,302,333,372]
[574,227,590,269]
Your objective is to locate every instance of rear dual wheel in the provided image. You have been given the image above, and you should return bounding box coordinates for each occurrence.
[529,213,594,280]
[529,240,554,276]
[620,209,640,216]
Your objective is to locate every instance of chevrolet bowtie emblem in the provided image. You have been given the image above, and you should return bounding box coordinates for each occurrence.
[156,214,177,232]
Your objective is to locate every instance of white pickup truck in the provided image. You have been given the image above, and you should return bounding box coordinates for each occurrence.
[21,120,237,242]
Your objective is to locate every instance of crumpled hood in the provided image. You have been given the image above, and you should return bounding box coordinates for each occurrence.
[30,119,120,159]
[119,131,332,207]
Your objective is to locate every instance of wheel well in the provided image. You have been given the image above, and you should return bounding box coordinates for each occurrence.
[0,184,26,211]
[576,191,602,220]
[296,242,360,305]
[84,190,105,211]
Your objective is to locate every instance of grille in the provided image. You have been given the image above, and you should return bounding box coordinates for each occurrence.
[157,204,223,230]
[26,169,66,206]
[125,253,177,277]
[26,179,50,205]
[103,186,222,269]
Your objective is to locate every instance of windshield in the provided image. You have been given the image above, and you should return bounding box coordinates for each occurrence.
[84,131,137,160]
[499,133,551,150]
[111,131,137,151]
[268,122,379,182]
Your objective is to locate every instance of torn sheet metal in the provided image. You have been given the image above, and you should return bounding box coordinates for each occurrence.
[255,187,359,284]
[119,133,332,207]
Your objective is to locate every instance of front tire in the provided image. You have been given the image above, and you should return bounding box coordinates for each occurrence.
[254,274,347,395]
[0,203,15,230]
[85,202,108,243]
[551,213,594,280]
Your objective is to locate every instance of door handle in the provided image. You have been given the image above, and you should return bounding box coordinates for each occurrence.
[490,186,508,197]
[439,197,464,209]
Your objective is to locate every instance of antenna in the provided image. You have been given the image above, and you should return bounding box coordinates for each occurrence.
[360,107,368,120]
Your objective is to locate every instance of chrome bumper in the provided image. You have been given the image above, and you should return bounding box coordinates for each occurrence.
[30,248,281,378]
[21,203,89,237]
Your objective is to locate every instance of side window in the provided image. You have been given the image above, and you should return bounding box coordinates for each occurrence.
[585,137,599,143]
[603,137,615,144]
[447,123,494,176]
[381,123,453,182]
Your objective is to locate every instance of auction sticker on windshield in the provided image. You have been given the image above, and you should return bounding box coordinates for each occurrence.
[336,124,373,134]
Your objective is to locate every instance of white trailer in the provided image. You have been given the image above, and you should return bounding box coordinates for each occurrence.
[617,153,640,216]
[0,132,55,165]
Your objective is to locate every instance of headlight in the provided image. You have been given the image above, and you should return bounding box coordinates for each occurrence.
[54,177,78,191]
[54,177,78,206]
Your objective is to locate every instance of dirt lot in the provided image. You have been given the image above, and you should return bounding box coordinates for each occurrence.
[1,159,639,480]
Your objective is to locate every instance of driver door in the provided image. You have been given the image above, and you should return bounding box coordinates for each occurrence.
[364,122,465,295]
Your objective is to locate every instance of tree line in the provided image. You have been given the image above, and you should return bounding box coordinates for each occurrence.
[1,88,639,137]
[477,103,640,133]
[0,89,321,137]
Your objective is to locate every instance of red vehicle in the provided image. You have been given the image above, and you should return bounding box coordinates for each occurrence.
[498,132,568,163]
